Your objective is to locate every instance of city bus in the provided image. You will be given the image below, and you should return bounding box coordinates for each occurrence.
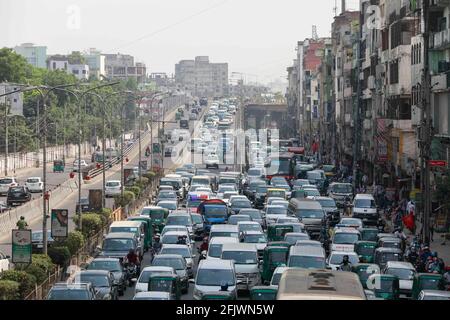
[265,152,296,181]
[277,269,366,300]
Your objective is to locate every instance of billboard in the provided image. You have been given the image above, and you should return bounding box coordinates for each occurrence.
[12,230,32,264]
[89,189,103,211]
[51,209,69,238]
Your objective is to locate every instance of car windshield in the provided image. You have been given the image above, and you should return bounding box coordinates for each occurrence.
[32,231,52,241]
[330,254,359,265]
[166,216,190,226]
[222,251,257,264]
[358,245,375,256]
[248,169,262,176]
[153,258,184,270]
[230,217,250,224]
[106,182,120,187]
[256,186,269,194]
[218,186,235,193]
[296,209,324,219]
[307,172,322,180]
[27,178,40,183]
[240,224,261,232]
[208,244,224,258]
[323,166,335,172]
[420,278,442,290]
[9,187,23,193]
[196,269,235,286]
[0,179,13,184]
[267,207,287,215]
[317,199,336,208]
[161,248,190,258]
[379,252,401,263]
[232,201,251,208]
[334,233,360,244]
[77,275,109,287]
[377,279,395,292]
[304,189,320,196]
[204,206,227,218]
[289,256,325,269]
[160,181,180,189]
[158,192,177,199]
[332,184,353,193]
[48,289,90,300]
[244,234,267,243]
[355,199,376,208]
[240,210,261,220]
[110,227,138,234]
[148,211,165,219]
[103,238,134,251]
[149,279,174,293]
[285,234,309,244]
[162,235,186,244]
[385,268,415,280]
[268,191,285,198]
[192,178,209,186]
[158,203,177,210]
[87,261,121,272]
[362,230,378,242]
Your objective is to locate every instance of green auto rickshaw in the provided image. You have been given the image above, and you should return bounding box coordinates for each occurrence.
[53,159,65,173]
[128,216,153,251]
[140,206,169,233]
[250,286,278,300]
[411,273,445,300]
[355,241,377,263]
[177,107,184,117]
[201,292,235,300]
[148,273,181,300]
[267,224,294,242]
[175,112,182,121]
[360,228,379,242]
[366,274,400,300]
[351,263,380,289]
[261,246,289,284]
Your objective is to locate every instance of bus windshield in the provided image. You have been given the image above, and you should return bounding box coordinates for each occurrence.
[204,206,228,218]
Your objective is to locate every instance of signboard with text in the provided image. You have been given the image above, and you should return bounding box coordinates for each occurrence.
[12,229,32,264]
[51,209,69,238]
[429,160,447,167]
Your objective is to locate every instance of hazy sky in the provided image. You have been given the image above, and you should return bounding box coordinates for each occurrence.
[0,0,359,84]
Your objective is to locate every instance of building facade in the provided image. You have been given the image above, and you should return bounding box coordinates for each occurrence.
[104,53,147,83]
[13,43,47,69]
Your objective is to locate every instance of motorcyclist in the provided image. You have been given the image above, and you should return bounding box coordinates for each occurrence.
[152,235,162,254]
[339,255,352,272]
[199,237,209,252]
[176,235,186,245]
[407,247,419,265]
[126,249,140,274]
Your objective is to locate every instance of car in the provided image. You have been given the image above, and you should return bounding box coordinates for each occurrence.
[328,183,354,207]
[276,217,300,224]
[237,221,263,234]
[72,159,89,172]
[309,196,340,226]
[352,194,378,225]
[284,232,310,246]
[245,168,265,182]
[76,197,91,213]
[105,180,121,197]
[47,283,98,300]
[265,205,288,225]
[156,190,179,203]
[0,200,8,213]
[71,270,118,300]
[165,212,194,236]
[271,200,289,209]
[239,209,265,227]
[133,291,172,300]
[417,290,450,300]
[161,231,193,251]
[151,254,189,293]
[97,232,140,260]
[0,251,10,272]
[160,244,195,278]
[134,266,176,294]
[84,258,127,296]
[6,186,31,206]
[156,200,178,213]
[161,225,190,237]
[383,261,416,297]
[192,259,237,300]
[0,177,19,196]
[338,217,364,230]
[230,199,252,214]
[25,177,43,193]
[189,113,198,120]
[326,251,359,270]
[32,230,54,253]
[294,240,323,248]
[269,267,290,289]
[229,214,252,225]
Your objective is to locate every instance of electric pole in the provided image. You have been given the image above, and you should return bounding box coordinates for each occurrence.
[4,100,8,176]
[353,8,363,190]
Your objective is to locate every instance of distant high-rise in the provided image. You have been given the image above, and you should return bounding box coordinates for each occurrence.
[175,56,228,97]
[13,43,47,68]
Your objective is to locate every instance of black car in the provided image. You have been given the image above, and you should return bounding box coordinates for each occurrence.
[76,197,91,213]
[47,283,97,300]
[165,147,174,157]
[32,230,54,253]
[85,258,127,296]
[7,186,31,206]
[180,120,189,129]
[72,270,119,300]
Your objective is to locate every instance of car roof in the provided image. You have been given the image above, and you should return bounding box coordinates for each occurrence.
[421,290,450,297]
[91,257,121,262]
[385,261,415,269]
[161,244,190,250]
[110,221,141,227]
[354,194,375,200]
[243,231,265,236]
[141,266,174,272]
[335,228,361,234]
[104,232,136,239]
[210,225,238,231]
[237,221,260,225]
[162,231,189,236]
[153,254,184,260]
[209,237,240,244]
[330,251,358,257]
[198,259,234,270]
[75,270,110,276]
[289,245,325,257]
[222,243,257,252]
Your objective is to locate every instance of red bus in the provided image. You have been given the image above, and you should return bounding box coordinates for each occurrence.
[265,152,296,181]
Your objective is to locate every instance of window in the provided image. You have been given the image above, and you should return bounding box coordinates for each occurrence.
[389,60,399,84]
[53,62,56,69]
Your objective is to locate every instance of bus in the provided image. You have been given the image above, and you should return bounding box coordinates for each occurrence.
[92,148,120,164]
[277,269,366,300]
[265,152,296,181]
[197,199,229,232]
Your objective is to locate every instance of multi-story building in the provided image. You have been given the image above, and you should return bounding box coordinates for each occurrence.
[13,43,47,69]
[83,48,106,79]
[0,83,24,116]
[175,56,228,98]
[104,53,147,83]
[46,54,90,80]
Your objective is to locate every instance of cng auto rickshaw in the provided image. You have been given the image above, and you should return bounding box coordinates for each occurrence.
[201,292,235,300]
[267,224,294,242]
[148,273,181,300]
[411,273,445,300]
[175,112,181,121]
[267,241,290,249]
[352,263,381,289]
[261,246,289,284]
[366,274,400,300]
[374,247,403,270]
[361,228,379,242]
[128,216,153,251]
[142,207,169,233]
[355,241,377,263]
[53,159,65,173]
[250,286,278,300]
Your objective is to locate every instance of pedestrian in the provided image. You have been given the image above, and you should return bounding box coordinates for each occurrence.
[362,174,368,188]
[430,224,434,242]
[16,216,28,230]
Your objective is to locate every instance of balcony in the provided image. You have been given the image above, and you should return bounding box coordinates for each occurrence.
[432,29,450,50]
[431,72,450,91]
[344,86,353,98]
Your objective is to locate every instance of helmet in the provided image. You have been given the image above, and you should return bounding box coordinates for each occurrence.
[343,255,349,262]
[128,249,134,254]
[20,216,25,220]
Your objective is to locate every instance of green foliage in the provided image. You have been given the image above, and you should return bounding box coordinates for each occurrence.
[114,191,135,207]
[0,270,36,298]
[0,280,20,300]
[126,186,141,198]
[30,254,55,274]
[72,214,104,238]
[47,246,71,267]
[135,177,150,189]
[143,171,156,180]
[23,264,47,284]
[67,51,86,65]
[63,231,86,256]
[0,48,33,82]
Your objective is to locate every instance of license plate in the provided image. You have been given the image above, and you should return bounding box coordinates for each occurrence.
[37,244,43,248]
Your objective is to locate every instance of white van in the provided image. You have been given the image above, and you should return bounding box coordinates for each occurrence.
[352,194,378,225]
[192,259,237,300]
[207,237,240,260]
[330,227,361,253]
[221,243,260,290]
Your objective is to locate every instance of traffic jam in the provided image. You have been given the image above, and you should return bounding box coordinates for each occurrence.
[46,98,450,301]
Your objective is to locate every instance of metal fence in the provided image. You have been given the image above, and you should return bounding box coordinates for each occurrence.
[24,265,62,300]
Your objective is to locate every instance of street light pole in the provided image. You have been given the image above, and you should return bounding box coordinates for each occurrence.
[4,100,8,176]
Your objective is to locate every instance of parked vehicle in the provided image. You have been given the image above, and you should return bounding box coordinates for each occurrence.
[0,177,18,195]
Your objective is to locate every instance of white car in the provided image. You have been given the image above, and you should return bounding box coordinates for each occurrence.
[105,180,121,197]
[205,154,219,169]
[326,251,359,270]
[73,159,89,172]
[0,177,18,195]
[25,177,43,193]
[134,266,175,294]
[0,251,10,272]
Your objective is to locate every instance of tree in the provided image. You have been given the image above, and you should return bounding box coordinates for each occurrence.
[0,48,33,83]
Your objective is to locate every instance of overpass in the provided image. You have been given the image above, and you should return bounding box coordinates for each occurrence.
[243,103,289,138]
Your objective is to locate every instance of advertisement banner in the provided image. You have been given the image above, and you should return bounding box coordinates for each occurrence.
[139,160,148,172]
[89,189,103,211]
[12,230,32,264]
[51,209,69,238]
[124,168,135,186]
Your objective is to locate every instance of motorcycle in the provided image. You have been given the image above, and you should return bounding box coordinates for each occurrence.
[197,248,207,263]
[123,261,139,287]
